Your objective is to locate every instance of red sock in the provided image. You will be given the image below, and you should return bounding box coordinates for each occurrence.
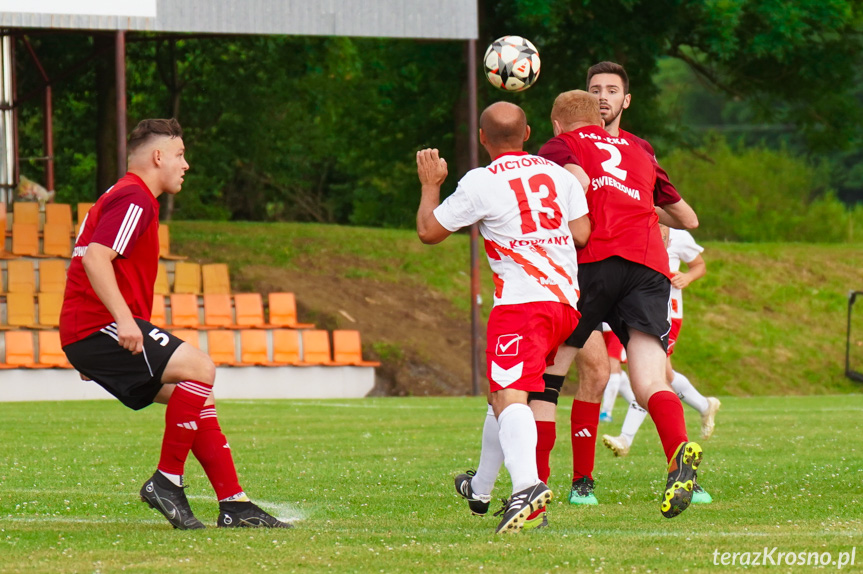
[535,421,556,484]
[570,400,600,481]
[647,390,689,462]
[192,406,243,500]
[158,380,212,476]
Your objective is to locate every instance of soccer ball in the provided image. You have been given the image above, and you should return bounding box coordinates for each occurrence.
[483,36,541,92]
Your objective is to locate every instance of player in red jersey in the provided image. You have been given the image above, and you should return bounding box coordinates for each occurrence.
[529,63,700,516]
[531,90,703,518]
[417,102,590,533]
[61,118,290,530]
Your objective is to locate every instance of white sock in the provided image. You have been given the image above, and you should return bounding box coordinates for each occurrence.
[618,370,636,404]
[620,402,648,444]
[497,403,539,494]
[600,373,622,416]
[159,470,183,487]
[219,491,250,503]
[671,370,709,413]
[470,404,503,498]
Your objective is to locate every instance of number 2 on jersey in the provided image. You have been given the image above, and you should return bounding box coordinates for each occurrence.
[594,142,628,181]
[508,173,562,234]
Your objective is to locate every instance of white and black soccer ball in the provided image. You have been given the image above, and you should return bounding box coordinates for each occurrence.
[483,36,541,92]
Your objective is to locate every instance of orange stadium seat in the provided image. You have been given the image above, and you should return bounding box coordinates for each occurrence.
[42,222,72,257]
[6,293,36,328]
[168,293,200,328]
[38,260,67,293]
[203,293,234,328]
[151,295,167,326]
[1,330,36,368]
[234,293,266,328]
[38,330,72,368]
[7,260,36,293]
[267,292,314,328]
[13,202,39,226]
[11,223,40,256]
[0,203,11,260]
[172,262,201,294]
[158,224,187,261]
[271,329,301,365]
[299,330,335,366]
[207,330,237,366]
[45,203,73,229]
[171,329,201,349]
[76,202,94,233]
[154,263,170,296]
[239,329,270,366]
[202,263,231,295]
[332,330,380,367]
[37,292,63,327]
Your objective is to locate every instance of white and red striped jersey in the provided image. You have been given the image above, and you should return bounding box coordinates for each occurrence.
[60,173,160,346]
[434,151,587,308]
[667,228,703,319]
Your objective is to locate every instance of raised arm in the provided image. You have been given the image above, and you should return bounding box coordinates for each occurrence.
[416,148,452,244]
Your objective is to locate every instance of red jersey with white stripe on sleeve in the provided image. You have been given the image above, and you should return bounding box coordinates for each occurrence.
[667,228,704,319]
[60,173,161,346]
[433,151,588,308]
[537,125,671,278]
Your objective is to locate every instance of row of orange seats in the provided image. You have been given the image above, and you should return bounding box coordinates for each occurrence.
[0,259,66,293]
[153,292,313,329]
[0,259,223,295]
[158,262,230,295]
[0,291,310,330]
[2,202,87,230]
[0,329,379,369]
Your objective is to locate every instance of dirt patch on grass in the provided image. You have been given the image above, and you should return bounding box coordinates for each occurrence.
[237,263,480,396]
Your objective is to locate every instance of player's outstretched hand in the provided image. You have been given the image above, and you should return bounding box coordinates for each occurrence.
[116,317,144,355]
[416,148,448,187]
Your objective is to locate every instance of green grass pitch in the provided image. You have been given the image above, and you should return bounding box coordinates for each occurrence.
[1,395,861,573]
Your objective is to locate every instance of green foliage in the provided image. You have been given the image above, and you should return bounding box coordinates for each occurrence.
[13,0,863,228]
[662,136,863,241]
[1,396,861,572]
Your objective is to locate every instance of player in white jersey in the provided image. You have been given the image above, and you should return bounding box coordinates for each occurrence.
[416,101,590,534]
[603,226,720,503]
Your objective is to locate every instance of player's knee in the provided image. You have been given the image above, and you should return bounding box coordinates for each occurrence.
[528,373,565,405]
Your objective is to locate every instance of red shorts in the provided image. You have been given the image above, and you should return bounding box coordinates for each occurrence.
[667,318,683,356]
[485,301,579,393]
[602,330,627,363]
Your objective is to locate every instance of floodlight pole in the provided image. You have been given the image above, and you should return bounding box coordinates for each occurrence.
[115,31,127,177]
[468,38,481,397]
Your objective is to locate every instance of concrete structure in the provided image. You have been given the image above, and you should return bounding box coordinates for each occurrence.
[0,366,376,402]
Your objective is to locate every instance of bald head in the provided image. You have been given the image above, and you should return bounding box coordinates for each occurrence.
[551,90,602,132]
[480,102,528,150]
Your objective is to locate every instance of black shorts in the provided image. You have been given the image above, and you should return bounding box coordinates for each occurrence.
[567,256,671,350]
[63,318,185,410]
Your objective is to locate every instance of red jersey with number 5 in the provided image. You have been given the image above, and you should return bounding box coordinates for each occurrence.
[433,151,588,308]
[60,173,160,346]
[538,126,671,278]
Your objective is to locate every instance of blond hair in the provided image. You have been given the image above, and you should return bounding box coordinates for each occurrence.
[550,90,601,128]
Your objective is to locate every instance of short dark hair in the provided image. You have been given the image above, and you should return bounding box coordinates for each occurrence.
[127,118,183,154]
[586,61,629,94]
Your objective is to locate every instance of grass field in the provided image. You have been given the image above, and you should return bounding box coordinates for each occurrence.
[2,395,861,573]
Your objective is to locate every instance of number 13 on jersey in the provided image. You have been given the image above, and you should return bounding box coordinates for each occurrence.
[508,173,562,234]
